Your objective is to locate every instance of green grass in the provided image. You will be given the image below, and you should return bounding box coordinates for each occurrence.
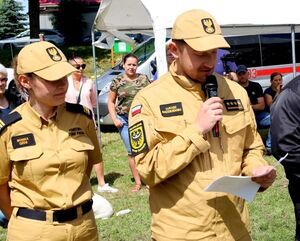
[0,131,295,241]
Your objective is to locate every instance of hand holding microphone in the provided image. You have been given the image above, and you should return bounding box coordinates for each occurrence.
[195,75,223,136]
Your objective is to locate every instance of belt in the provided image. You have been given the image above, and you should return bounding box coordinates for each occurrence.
[16,200,93,222]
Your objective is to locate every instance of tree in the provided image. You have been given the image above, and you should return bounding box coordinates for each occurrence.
[0,0,27,39]
[51,0,86,45]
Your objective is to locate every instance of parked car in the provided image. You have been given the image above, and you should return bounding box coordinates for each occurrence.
[0,29,65,49]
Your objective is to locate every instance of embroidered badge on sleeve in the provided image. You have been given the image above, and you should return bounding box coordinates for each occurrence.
[129,121,149,156]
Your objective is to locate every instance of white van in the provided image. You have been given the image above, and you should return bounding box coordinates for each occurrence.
[97,33,300,125]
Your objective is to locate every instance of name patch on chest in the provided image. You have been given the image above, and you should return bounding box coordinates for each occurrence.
[12,133,36,149]
[69,127,84,136]
[160,102,183,117]
[224,99,244,111]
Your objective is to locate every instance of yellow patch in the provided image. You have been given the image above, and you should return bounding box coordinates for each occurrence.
[129,121,149,155]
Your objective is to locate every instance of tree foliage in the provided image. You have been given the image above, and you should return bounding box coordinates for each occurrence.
[0,0,27,39]
[51,0,87,45]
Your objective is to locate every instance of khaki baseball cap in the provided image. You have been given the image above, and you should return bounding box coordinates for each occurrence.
[17,41,76,81]
[172,9,230,51]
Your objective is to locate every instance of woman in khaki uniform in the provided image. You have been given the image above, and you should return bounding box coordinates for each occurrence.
[0,41,101,241]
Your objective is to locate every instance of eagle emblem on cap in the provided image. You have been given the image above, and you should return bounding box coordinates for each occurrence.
[46,47,62,62]
[201,18,215,34]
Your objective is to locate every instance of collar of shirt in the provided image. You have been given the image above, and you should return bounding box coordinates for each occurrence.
[169,62,205,100]
[23,102,63,128]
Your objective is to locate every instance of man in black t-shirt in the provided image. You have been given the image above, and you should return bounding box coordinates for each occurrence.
[237,65,271,152]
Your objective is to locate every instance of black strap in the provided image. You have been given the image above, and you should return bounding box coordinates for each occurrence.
[76,82,84,104]
[17,200,93,222]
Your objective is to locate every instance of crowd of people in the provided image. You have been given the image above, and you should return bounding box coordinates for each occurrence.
[0,7,297,241]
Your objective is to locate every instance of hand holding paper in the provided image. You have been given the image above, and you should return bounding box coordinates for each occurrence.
[204,153,288,202]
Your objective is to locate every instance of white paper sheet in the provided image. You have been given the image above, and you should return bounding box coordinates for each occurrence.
[204,176,260,202]
[204,153,288,202]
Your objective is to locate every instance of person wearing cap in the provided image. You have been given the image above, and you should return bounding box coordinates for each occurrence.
[0,41,100,241]
[128,9,276,241]
[236,64,271,153]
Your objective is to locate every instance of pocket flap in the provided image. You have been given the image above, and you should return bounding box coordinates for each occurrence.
[223,113,250,134]
[10,145,43,161]
[70,136,95,152]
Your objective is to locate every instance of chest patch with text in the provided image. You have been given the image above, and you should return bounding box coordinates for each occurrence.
[224,99,244,111]
[160,102,183,117]
[12,133,36,149]
[69,127,84,136]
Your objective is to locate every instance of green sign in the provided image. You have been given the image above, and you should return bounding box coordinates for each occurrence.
[113,40,132,53]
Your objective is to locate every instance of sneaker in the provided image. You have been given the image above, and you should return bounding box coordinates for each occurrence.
[97,183,118,193]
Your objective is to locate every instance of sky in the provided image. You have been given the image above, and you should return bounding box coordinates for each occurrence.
[16,0,28,13]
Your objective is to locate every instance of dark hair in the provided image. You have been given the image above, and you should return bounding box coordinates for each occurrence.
[122,53,138,64]
[270,72,282,81]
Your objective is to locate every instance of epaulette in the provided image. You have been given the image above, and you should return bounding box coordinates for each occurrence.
[66,102,93,119]
[0,111,22,134]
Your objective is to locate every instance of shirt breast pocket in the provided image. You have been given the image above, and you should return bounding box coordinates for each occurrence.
[10,145,43,181]
[68,135,95,173]
[222,112,251,164]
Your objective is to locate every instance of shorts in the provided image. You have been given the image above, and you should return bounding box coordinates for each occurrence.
[117,115,132,155]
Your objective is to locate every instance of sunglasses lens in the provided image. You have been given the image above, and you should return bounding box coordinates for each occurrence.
[0,78,8,82]
[75,64,86,70]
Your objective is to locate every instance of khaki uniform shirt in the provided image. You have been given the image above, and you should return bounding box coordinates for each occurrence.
[129,63,267,241]
[0,102,102,210]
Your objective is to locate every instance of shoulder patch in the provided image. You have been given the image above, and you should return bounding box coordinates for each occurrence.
[66,102,93,119]
[129,121,149,156]
[0,111,22,134]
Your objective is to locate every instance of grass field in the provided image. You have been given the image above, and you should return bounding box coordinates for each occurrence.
[0,131,295,241]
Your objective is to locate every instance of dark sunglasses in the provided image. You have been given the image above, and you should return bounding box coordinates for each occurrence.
[0,77,8,82]
[74,64,86,70]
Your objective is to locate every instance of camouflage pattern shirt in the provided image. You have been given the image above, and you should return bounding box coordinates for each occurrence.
[110,73,150,115]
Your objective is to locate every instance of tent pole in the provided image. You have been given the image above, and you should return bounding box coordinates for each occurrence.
[91,28,102,143]
[291,25,296,78]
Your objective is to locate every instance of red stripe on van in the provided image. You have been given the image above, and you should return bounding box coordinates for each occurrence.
[253,66,300,77]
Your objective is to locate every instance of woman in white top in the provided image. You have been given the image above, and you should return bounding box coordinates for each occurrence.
[65,56,118,193]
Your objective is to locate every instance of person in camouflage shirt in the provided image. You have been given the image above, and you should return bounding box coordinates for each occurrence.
[108,53,150,192]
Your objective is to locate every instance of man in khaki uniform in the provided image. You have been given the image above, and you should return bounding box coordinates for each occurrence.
[0,41,100,241]
[129,9,276,241]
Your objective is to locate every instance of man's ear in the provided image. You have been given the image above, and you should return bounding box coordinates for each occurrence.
[18,75,31,90]
[168,41,180,59]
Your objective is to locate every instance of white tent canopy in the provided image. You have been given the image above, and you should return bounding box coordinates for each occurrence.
[93,0,300,78]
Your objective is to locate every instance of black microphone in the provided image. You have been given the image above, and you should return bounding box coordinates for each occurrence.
[204,75,219,137]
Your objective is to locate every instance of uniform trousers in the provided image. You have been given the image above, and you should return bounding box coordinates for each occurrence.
[7,207,98,241]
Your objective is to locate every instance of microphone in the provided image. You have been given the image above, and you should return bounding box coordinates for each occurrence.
[204,75,219,137]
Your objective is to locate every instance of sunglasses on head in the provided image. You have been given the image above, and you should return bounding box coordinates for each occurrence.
[74,64,86,70]
[0,77,8,82]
